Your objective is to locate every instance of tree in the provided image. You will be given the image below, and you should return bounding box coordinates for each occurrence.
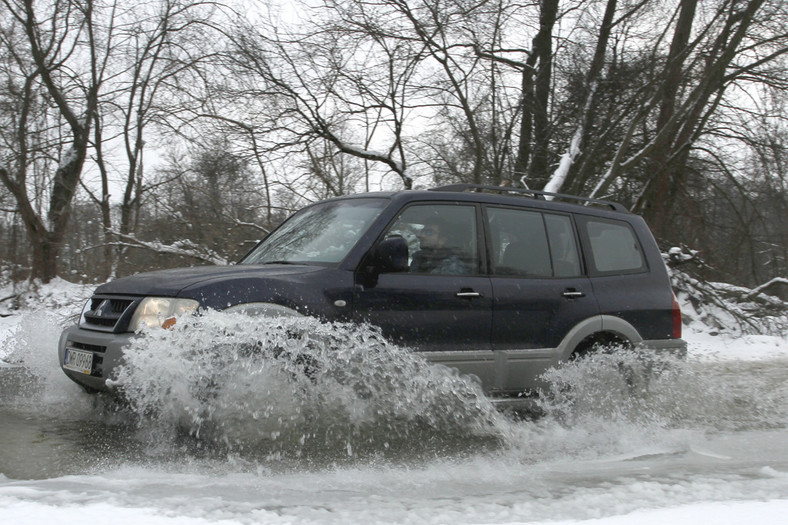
[86,0,223,278]
[0,0,109,282]
[515,0,559,187]
[636,0,778,237]
[219,0,533,191]
[581,0,788,238]
[2,0,786,290]
[144,139,267,263]
[219,1,420,192]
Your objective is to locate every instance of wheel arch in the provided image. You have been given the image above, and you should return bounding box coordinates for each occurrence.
[556,315,643,361]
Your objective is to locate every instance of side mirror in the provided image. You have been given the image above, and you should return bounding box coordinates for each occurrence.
[372,236,409,273]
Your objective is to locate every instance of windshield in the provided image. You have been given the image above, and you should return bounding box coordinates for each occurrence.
[240,198,388,265]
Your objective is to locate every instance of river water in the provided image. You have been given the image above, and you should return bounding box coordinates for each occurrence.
[1,311,787,524]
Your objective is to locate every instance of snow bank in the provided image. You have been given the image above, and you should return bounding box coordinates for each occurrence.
[1,495,787,525]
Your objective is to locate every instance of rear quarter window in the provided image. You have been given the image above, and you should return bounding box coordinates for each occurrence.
[580,217,646,274]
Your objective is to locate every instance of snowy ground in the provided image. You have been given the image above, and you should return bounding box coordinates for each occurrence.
[0,279,786,525]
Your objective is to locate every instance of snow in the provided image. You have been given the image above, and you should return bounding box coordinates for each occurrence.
[546,501,788,525]
[544,81,599,196]
[0,278,786,525]
[544,125,583,196]
[1,474,787,525]
[683,327,786,361]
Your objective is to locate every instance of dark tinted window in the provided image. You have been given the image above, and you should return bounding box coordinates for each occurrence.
[545,214,582,277]
[487,207,583,278]
[487,208,550,277]
[582,218,646,273]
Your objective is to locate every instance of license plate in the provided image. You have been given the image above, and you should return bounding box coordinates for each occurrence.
[63,348,93,375]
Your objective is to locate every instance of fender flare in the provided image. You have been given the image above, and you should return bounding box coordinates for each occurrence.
[555,315,643,361]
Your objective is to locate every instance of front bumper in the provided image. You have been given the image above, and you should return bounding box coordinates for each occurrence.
[58,325,137,392]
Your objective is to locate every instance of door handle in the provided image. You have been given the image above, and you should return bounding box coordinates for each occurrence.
[456,289,482,298]
[562,289,585,299]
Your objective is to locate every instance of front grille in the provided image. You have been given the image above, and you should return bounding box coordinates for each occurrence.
[69,341,107,353]
[81,295,139,332]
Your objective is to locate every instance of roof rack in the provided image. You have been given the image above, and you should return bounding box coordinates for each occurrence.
[429,184,629,213]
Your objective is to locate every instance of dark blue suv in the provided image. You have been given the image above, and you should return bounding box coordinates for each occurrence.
[59,185,686,396]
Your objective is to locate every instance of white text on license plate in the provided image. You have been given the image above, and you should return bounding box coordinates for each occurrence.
[64,348,93,375]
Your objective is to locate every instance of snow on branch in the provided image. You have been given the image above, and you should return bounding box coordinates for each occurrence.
[107,231,229,266]
[744,278,788,300]
[666,247,787,336]
[321,129,413,189]
[543,81,598,196]
[544,125,583,196]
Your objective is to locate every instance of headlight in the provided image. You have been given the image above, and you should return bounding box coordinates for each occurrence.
[128,297,199,331]
[78,298,92,325]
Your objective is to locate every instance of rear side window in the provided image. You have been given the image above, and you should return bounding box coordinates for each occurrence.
[486,207,581,278]
[581,217,646,274]
[545,214,582,277]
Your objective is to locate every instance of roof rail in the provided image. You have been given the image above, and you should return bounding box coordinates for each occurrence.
[429,184,629,212]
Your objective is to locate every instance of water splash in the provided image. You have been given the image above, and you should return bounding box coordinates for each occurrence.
[0,311,98,416]
[111,311,504,461]
[536,347,788,432]
[3,309,786,471]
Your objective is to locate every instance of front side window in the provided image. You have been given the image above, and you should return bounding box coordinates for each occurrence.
[240,198,387,265]
[382,204,479,275]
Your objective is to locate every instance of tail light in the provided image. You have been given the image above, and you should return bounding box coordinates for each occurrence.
[671,294,683,339]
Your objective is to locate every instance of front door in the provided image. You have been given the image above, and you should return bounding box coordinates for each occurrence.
[485,206,599,392]
[353,203,495,390]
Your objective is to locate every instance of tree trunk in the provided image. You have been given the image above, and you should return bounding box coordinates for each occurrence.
[30,234,59,283]
[637,0,698,238]
[527,0,559,188]
[544,0,618,194]
[515,0,558,187]
[5,174,61,283]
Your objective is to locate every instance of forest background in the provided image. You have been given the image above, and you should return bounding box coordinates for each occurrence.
[1,0,786,305]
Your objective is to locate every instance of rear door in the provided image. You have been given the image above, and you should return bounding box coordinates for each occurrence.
[353,203,496,389]
[485,206,599,391]
[576,214,674,340]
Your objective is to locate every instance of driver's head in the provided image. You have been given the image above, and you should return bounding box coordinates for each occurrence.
[419,218,449,249]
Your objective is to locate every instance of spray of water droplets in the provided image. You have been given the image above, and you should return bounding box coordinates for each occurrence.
[3,310,786,469]
[109,311,504,461]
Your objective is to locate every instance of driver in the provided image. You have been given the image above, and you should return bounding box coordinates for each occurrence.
[409,218,469,274]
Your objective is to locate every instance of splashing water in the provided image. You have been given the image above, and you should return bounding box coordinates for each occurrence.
[1,311,98,418]
[2,309,786,473]
[536,347,787,432]
[110,311,504,461]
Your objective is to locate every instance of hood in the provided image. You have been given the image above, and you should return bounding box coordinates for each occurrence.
[95,264,323,297]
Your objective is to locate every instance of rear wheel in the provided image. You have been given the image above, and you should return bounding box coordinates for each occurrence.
[569,333,652,393]
[571,332,632,361]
